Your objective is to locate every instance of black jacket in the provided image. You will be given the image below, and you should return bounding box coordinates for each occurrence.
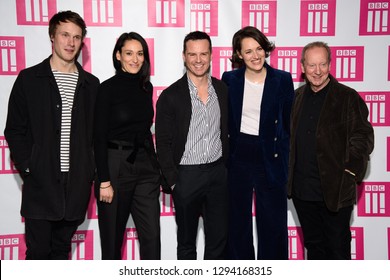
[155,74,228,193]
[287,75,374,211]
[4,56,100,221]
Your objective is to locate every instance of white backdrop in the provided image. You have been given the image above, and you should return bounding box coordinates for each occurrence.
[0,0,389,260]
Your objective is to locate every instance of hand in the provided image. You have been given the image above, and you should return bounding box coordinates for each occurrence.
[99,182,114,203]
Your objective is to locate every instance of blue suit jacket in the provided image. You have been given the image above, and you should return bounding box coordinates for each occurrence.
[222,63,294,188]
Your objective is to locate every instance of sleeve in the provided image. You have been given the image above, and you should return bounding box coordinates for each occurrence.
[155,90,178,191]
[4,73,32,176]
[344,92,374,182]
[93,83,111,182]
[281,72,295,136]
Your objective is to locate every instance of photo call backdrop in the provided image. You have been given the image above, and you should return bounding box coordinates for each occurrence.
[0,0,389,260]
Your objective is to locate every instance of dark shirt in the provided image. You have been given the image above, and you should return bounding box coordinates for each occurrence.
[292,81,330,201]
[94,70,154,182]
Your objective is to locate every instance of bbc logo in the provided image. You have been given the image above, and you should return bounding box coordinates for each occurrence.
[0,37,25,75]
[300,0,336,36]
[270,47,304,82]
[83,0,122,26]
[16,0,56,25]
[359,92,390,126]
[242,0,277,36]
[0,136,18,174]
[357,183,390,217]
[359,0,390,35]
[0,234,26,260]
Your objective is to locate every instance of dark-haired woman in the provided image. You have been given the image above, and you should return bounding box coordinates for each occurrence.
[222,26,294,259]
[94,32,160,260]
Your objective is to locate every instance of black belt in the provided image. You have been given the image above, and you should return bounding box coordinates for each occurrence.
[107,142,134,150]
[179,158,224,170]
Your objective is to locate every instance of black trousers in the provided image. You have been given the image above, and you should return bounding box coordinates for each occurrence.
[293,197,353,260]
[24,218,81,259]
[96,145,161,260]
[172,159,228,260]
[24,172,82,260]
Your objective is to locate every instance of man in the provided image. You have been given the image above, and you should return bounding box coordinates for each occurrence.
[155,31,228,259]
[4,11,99,259]
[287,41,374,259]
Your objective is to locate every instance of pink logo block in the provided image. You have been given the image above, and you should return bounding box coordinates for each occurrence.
[153,86,166,123]
[330,46,364,81]
[122,228,140,260]
[212,47,233,78]
[161,189,175,216]
[0,37,25,75]
[77,38,92,73]
[358,92,390,127]
[351,227,364,260]
[0,234,26,260]
[83,0,122,26]
[87,183,98,219]
[300,0,336,36]
[357,182,390,217]
[0,136,18,174]
[359,0,390,35]
[148,0,185,27]
[16,0,56,25]
[288,227,305,260]
[145,38,155,76]
[270,47,304,82]
[242,0,277,36]
[70,230,94,260]
[190,0,218,36]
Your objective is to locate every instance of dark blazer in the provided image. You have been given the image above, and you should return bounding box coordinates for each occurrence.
[4,56,100,221]
[287,75,374,212]
[155,74,228,192]
[222,63,294,189]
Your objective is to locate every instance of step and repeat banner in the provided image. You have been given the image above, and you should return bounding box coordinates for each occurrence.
[0,0,389,260]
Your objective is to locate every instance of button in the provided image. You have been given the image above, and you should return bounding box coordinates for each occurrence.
[274,137,277,141]
[275,120,278,124]
[274,153,278,158]
[56,104,60,108]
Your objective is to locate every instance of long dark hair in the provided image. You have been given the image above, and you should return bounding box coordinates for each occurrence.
[112,32,151,91]
[231,26,275,68]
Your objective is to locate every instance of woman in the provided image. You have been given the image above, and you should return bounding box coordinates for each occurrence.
[221,26,294,259]
[94,32,161,260]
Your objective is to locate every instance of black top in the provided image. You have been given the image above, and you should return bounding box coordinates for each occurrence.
[94,70,154,182]
[292,81,330,201]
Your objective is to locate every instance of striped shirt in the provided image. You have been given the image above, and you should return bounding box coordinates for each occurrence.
[53,70,79,172]
[180,74,222,165]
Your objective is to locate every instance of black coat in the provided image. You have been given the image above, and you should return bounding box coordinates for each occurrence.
[4,56,100,221]
[155,74,229,192]
[287,75,374,212]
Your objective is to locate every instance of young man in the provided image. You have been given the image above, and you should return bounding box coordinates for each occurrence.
[287,41,374,259]
[155,31,229,259]
[4,10,99,259]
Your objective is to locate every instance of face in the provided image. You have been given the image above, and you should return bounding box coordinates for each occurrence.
[238,37,266,74]
[51,21,83,64]
[116,39,144,74]
[301,46,331,92]
[183,39,211,79]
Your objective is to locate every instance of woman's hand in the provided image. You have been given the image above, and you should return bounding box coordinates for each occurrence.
[99,181,114,203]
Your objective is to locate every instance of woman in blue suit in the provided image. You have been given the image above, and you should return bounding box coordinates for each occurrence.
[222,26,294,259]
